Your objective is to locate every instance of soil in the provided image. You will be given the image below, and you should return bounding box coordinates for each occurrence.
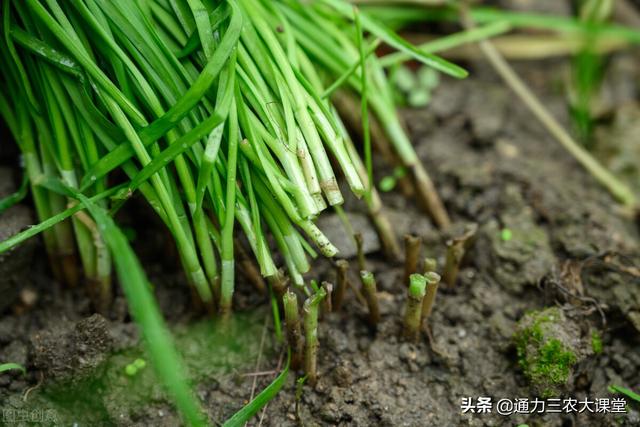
[1,37,640,427]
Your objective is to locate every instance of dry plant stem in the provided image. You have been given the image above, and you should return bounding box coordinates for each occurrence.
[403,234,422,285]
[321,281,333,314]
[283,290,303,371]
[443,240,464,287]
[410,164,451,229]
[443,223,478,287]
[303,287,327,385]
[354,232,366,272]
[423,257,437,275]
[403,274,427,342]
[461,10,637,210]
[360,270,381,326]
[421,272,442,320]
[334,259,350,311]
[405,34,628,61]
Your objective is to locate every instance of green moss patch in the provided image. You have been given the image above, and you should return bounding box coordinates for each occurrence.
[514,308,579,397]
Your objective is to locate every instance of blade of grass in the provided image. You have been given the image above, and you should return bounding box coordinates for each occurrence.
[320,0,467,78]
[378,20,512,67]
[609,385,640,403]
[222,353,289,427]
[354,7,373,201]
[0,363,26,375]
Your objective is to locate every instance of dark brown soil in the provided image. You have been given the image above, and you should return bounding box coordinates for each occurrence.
[1,46,639,427]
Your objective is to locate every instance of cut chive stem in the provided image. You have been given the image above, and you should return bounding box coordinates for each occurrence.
[359,270,380,326]
[403,234,422,285]
[403,273,427,342]
[354,232,366,272]
[421,272,442,321]
[334,259,350,311]
[423,257,438,275]
[303,286,327,385]
[443,224,478,287]
[283,290,304,371]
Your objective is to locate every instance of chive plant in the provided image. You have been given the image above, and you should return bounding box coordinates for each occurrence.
[1,0,465,311]
[0,0,468,422]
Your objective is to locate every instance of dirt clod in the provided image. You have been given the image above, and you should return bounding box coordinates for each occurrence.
[30,314,113,382]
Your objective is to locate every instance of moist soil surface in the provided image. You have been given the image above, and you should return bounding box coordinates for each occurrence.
[1,52,640,427]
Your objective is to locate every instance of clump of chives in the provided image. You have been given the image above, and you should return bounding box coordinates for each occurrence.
[403,234,422,285]
[403,274,427,342]
[0,0,472,422]
[283,290,303,371]
[303,287,327,385]
[359,270,380,326]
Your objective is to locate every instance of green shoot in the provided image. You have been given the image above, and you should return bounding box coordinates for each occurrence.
[222,354,290,427]
[359,270,380,326]
[303,287,327,385]
[403,273,427,342]
[283,290,303,370]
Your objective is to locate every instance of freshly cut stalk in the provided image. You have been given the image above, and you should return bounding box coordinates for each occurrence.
[359,270,380,326]
[283,290,303,370]
[333,259,350,311]
[403,234,422,285]
[303,286,327,385]
[421,272,441,320]
[403,273,427,342]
